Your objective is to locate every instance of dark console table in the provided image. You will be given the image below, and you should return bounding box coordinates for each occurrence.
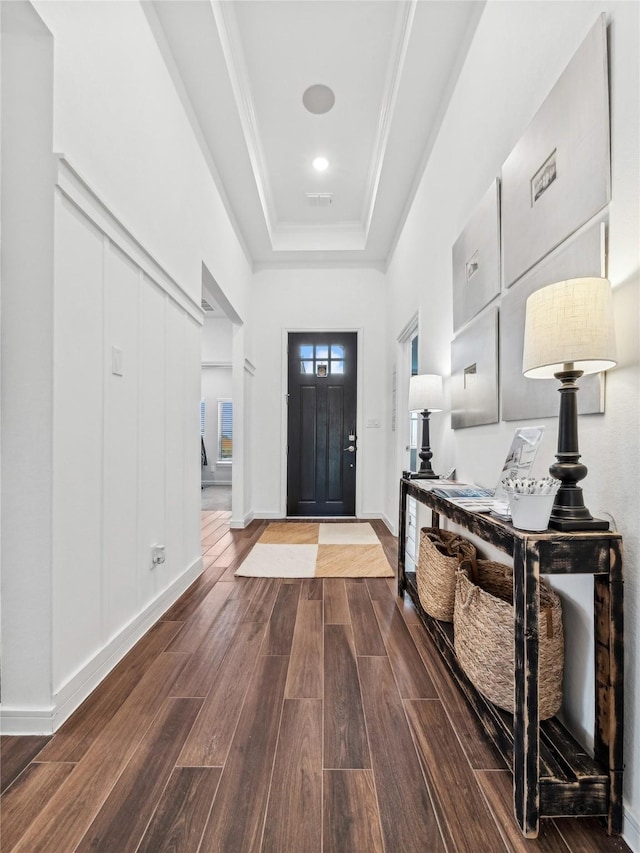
[398,477,623,838]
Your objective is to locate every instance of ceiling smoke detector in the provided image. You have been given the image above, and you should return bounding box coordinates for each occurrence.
[302,84,335,115]
[305,193,333,207]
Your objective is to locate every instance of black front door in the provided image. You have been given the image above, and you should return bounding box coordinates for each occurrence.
[287,332,357,516]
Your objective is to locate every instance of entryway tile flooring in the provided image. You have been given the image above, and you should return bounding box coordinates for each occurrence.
[0,512,630,851]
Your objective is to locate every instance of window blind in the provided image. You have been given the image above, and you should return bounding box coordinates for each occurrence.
[217,399,233,462]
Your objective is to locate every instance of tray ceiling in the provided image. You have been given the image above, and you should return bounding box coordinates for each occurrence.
[147,0,483,267]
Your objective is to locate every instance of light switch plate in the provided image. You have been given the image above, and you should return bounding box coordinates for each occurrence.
[111,346,123,376]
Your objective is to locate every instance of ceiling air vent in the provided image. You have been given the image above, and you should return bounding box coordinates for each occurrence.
[201,298,216,313]
[305,192,333,207]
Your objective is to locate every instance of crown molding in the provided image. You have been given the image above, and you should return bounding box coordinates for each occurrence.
[253,259,386,273]
[212,0,278,238]
[384,0,486,271]
[270,220,366,252]
[143,2,253,268]
[361,1,417,238]
[274,220,363,234]
[55,155,203,323]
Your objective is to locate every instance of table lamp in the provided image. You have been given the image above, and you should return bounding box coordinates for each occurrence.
[408,374,443,479]
[522,277,617,530]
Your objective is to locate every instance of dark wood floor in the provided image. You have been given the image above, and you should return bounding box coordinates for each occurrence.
[0,512,631,852]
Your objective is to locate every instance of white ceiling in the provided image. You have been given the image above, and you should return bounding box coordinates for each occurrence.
[147,0,483,269]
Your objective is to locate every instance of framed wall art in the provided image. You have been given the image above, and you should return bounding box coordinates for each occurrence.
[451,307,499,429]
[501,220,606,421]
[501,14,610,287]
[452,178,501,331]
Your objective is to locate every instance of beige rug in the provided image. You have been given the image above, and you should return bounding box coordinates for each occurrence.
[235,522,394,578]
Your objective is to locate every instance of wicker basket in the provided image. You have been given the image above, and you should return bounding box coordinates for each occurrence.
[453,559,564,719]
[417,528,477,621]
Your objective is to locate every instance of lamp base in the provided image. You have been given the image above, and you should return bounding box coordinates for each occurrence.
[549,516,610,532]
[548,490,610,531]
[408,470,440,480]
[548,510,610,532]
[546,368,610,532]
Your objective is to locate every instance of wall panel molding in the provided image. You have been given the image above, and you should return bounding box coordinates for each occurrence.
[55,155,202,323]
[0,556,202,735]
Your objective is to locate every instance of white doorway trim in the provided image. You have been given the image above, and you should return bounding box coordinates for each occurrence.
[395,311,419,483]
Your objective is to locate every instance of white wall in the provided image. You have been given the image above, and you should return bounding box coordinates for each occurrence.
[1,1,252,732]
[1,0,55,717]
[385,2,639,845]
[51,181,203,701]
[201,316,233,485]
[32,0,251,317]
[250,267,390,523]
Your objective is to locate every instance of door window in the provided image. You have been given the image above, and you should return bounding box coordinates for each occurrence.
[298,342,346,376]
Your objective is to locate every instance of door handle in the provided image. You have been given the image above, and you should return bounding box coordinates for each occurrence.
[343,445,356,452]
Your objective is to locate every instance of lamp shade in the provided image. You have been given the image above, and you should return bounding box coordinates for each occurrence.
[522,277,617,379]
[408,374,443,412]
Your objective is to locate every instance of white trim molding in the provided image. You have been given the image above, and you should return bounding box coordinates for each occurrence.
[202,361,232,369]
[230,510,255,529]
[621,806,640,853]
[0,557,203,735]
[55,155,202,323]
[362,0,416,235]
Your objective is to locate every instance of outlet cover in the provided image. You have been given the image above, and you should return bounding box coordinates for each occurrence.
[151,545,165,566]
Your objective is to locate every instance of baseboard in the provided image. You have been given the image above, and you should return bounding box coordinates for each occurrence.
[356,511,397,536]
[0,556,203,735]
[623,804,640,852]
[0,706,56,736]
[252,511,283,520]
[381,513,397,535]
[230,510,255,529]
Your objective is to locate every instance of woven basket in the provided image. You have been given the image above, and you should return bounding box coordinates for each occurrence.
[453,559,564,719]
[417,528,477,621]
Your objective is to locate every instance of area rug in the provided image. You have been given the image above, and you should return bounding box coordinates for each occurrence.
[235,522,394,578]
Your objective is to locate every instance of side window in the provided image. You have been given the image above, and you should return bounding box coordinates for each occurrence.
[217,399,233,462]
[409,335,419,471]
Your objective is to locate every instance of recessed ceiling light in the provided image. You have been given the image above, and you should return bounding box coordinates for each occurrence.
[312,157,329,172]
[303,84,335,115]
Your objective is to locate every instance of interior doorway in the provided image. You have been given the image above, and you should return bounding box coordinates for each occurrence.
[200,268,237,513]
[396,314,419,557]
[286,332,357,517]
[200,305,233,511]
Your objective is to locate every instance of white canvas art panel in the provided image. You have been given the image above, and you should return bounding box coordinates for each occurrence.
[451,308,499,429]
[501,15,610,287]
[501,221,605,421]
[452,179,501,331]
